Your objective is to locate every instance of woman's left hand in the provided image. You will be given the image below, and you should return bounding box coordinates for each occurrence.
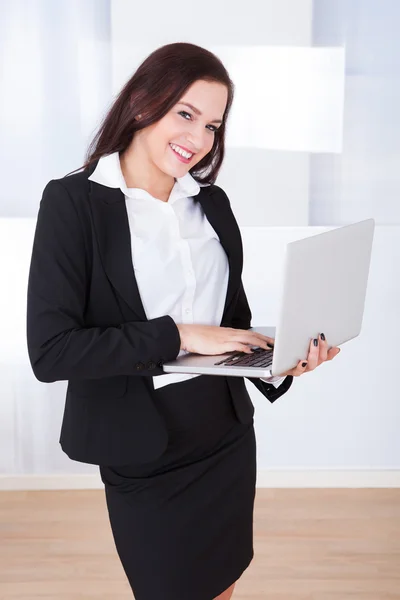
[279,333,341,378]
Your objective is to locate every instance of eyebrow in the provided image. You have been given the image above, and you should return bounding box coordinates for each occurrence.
[177,102,223,124]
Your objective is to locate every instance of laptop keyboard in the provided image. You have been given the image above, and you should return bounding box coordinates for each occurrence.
[214,347,273,368]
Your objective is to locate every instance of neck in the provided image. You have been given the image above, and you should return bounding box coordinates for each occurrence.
[119,143,175,202]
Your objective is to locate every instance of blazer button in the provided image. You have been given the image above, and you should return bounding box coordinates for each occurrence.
[157,360,163,368]
[147,361,156,370]
[135,362,145,370]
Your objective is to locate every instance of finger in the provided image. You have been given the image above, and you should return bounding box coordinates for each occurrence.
[233,329,274,344]
[251,337,275,350]
[306,337,320,370]
[234,331,275,350]
[326,346,341,361]
[318,332,328,363]
[252,332,275,346]
[225,343,254,354]
[291,359,309,377]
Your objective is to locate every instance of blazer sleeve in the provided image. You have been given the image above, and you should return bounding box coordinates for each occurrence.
[230,278,294,404]
[214,184,293,403]
[26,180,181,383]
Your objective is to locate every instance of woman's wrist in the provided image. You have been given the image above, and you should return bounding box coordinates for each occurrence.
[175,323,188,351]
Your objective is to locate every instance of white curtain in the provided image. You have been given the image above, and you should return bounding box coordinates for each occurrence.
[0,0,111,218]
[0,0,111,475]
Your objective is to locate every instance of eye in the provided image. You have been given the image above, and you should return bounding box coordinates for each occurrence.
[178,110,191,121]
[178,111,220,133]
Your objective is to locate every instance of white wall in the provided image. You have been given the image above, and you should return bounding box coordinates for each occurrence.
[310,0,400,225]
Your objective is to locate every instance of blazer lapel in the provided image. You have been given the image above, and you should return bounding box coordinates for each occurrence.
[89,180,147,320]
[89,175,242,323]
[195,187,242,324]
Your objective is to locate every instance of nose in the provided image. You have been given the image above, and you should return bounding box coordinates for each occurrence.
[185,123,209,154]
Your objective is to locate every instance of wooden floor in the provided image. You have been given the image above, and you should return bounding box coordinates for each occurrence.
[0,489,399,599]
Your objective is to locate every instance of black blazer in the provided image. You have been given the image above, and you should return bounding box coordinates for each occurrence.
[26,161,293,466]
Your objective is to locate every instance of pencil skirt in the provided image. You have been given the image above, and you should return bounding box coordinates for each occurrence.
[99,374,257,600]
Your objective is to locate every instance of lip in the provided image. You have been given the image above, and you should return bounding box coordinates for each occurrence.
[169,144,193,164]
[170,143,196,155]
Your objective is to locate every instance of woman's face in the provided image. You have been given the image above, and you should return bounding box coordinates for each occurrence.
[136,79,228,177]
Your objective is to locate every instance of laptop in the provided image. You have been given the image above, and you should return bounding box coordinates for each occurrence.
[162,219,375,378]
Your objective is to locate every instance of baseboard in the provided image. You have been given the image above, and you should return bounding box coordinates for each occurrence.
[1,469,400,491]
[255,468,400,488]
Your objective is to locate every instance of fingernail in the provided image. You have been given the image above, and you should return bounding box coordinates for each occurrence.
[313,338,318,346]
[302,362,307,367]
[267,343,274,348]
[320,333,325,341]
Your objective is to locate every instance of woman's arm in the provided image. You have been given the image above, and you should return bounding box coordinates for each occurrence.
[26,180,181,382]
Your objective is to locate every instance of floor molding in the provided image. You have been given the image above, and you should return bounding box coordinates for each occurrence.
[1,469,400,491]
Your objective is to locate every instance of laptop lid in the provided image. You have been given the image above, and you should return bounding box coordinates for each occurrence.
[270,218,375,375]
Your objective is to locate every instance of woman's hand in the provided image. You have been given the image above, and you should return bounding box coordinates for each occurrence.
[176,324,274,356]
[279,333,341,377]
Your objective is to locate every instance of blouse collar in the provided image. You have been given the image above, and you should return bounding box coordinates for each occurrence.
[88,151,208,204]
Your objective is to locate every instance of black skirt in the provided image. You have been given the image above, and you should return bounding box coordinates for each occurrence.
[99,374,256,600]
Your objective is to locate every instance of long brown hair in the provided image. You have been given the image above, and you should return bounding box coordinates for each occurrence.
[68,42,234,184]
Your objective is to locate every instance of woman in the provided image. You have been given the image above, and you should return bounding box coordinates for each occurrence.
[26,42,340,600]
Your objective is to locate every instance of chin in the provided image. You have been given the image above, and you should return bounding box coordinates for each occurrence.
[162,161,188,178]
[162,166,182,179]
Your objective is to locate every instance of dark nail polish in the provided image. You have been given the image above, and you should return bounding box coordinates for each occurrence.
[267,343,274,348]
[302,362,307,367]
[320,333,325,341]
[313,338,318,346]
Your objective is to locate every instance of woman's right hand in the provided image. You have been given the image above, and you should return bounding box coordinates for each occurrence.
[175,324,274,356]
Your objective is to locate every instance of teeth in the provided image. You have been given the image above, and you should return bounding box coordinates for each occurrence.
[170,143,193,159]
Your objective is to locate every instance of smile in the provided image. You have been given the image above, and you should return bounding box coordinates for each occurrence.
[169,143,194,163]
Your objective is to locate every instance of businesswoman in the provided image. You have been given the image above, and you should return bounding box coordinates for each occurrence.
[26,42,340,600]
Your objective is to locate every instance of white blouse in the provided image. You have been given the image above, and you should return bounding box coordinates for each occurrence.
[89,152,285,389]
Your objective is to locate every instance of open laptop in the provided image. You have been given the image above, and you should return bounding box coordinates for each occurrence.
[162,219,375,378]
